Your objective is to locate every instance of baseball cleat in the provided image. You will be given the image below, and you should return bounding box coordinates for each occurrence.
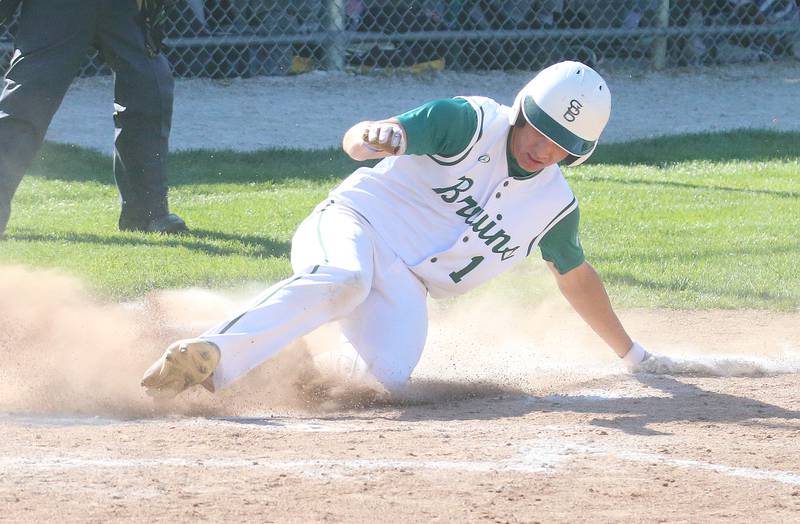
[141,338,220,399]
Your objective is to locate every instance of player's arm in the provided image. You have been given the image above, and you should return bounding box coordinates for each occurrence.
[343,119,408,161]
[547,261,633,358]
[540,209,650,369]
[547,261,654,371]
[343,98,478,162]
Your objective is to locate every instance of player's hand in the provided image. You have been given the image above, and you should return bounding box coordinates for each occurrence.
[621,342,677,374]
[621,341,654,373]
[362,122,406,155]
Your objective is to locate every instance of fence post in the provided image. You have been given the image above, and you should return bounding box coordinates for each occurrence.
[326,0,345,71]
[652,0,670,70]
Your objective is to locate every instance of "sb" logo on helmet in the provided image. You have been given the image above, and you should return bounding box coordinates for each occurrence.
[563,99,583,122]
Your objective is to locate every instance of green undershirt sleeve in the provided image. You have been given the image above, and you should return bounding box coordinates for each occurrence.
[539,206,585,274]
[396,98,477,158]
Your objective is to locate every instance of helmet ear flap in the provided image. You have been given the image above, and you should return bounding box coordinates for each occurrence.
[561,142,597,167]
[562,154,580,167]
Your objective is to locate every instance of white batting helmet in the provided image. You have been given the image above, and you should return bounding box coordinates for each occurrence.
[509,61,611,167]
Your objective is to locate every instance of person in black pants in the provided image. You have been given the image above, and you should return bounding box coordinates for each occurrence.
[0,0,187,236]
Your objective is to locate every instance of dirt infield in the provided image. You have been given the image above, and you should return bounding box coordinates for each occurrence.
[2,374,800,522]
[1,267,799,522]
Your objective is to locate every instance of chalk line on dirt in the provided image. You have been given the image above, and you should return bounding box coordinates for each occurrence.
[3,438,799,486]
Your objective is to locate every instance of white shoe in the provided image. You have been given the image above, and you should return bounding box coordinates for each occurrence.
[141,339,220,399]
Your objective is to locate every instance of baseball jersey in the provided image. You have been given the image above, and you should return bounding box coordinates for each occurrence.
[331,96,584,299]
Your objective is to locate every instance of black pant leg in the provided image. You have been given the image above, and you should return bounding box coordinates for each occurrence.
[96,0,174,225]
[0,0,96,234]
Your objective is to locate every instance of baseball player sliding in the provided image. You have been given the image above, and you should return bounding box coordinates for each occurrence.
[142,61,662,399]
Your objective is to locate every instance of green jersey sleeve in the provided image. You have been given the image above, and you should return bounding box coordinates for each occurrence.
[396,98,477,158]
[539,206,585,274]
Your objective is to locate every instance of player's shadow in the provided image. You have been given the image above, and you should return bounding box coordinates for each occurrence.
[392,374,800,437]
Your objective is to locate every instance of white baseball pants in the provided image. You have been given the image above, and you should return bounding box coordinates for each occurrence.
[202,201,429,391]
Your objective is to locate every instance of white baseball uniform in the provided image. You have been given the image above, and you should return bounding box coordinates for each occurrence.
[201,96,582,391]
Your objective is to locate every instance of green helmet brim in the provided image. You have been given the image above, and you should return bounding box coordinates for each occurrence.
[523,96,595,157]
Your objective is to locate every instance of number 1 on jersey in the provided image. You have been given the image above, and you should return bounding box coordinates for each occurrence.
[449,256,484,283]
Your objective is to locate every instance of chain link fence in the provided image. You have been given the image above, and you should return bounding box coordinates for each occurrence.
[1,1,799,78]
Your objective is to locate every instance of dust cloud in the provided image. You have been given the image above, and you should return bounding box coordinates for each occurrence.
[1,265,798,417]
[0,266,231,416]
[0,265,384,417]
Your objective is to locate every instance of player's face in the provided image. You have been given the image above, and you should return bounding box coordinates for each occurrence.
[511,123,569,172]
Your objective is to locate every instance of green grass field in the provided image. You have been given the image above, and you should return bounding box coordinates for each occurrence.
[1,130,798,310]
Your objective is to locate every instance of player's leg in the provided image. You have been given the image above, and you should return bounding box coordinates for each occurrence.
[142,202,378,396]
[337,242,429,392]
[94,0,183,232]
[0,0,95,235]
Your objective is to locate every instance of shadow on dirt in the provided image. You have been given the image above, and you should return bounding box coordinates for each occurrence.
[6,373,797,436]
[384,374,800,437]
[201,373,800,439]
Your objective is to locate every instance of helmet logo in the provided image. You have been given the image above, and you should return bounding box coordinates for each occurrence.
[563,99,583,122]
[478,154,490,163]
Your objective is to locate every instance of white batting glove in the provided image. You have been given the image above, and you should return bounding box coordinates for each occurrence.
[362,122,406,155]
[621,341,652,373]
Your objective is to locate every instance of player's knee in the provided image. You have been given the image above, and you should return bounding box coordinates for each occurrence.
[327,268,371,310]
